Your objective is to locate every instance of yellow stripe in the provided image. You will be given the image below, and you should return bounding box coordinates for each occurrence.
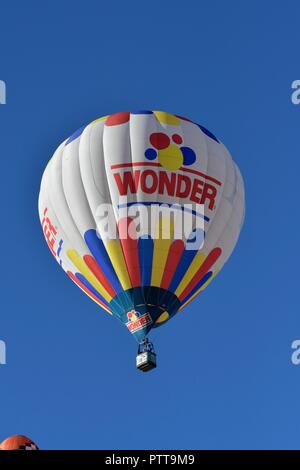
[175,252,206,297]
[67,249,112,302]
[151,217,173,287]
[105,240,132,290]
[92,115,108,124]
[155,311,169,324]
[151,238,173,287]
[179,271,218,311]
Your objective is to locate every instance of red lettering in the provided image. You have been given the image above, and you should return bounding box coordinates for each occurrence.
[42,209,57,257]
[112,168,218,211]
[113,170,140,195]
[158,171,176,196]
[140,170,158,194]
[190,179,204,203]
[127,313,152,331]
[176,174,191,198]
[201,183,217,210]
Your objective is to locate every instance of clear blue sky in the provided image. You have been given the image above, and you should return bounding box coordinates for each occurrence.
[0,0,299,450]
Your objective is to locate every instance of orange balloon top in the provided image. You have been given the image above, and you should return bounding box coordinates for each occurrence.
[0,435,39,450]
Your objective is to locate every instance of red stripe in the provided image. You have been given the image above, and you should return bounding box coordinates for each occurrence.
[180,166,222,186]
[83,255,116,298]
[118,218,141,288]
[110,162,222,186]
[160,239,185,290]
[175,114,193,122]
[178,248,222,301]
[67,271,110,311]
[111,162,159,169]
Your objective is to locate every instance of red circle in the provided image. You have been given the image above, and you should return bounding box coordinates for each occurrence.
[172,134,183,144]
[150,132,170,150]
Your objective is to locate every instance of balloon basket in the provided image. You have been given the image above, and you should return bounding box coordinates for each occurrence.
[136,351,157,372]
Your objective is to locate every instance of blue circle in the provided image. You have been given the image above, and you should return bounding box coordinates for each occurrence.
[145,148,157,160]
[181,147,196,166]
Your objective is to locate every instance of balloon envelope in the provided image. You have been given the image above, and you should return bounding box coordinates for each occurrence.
[0,435,39,450]
[39,110,244,342]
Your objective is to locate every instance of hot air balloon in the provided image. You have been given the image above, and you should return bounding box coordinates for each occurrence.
[39,110,245,371]
[0,435,39,450]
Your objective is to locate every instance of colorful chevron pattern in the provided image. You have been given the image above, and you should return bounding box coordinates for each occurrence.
[43,215,222,341]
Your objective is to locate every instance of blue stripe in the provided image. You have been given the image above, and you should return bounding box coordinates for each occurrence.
[196,124,219,143]
[65,125,86,145]
[84,229,122,293]
[180,271,213,305]
[130,110,153,115]
[138,236,154,286]
[75,273,109,306]
[168,249,199,293]
[118,201,209,222]
[167,228,205,293]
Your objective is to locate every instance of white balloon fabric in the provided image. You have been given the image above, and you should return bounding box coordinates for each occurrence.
[39,111,245,342]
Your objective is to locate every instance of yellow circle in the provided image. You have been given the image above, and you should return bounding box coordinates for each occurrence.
[158,144,183,170]
[155,311,170,324]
